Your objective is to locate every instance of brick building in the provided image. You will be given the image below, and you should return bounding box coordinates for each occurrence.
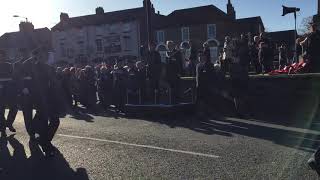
[154,0,264,61]
[0,21,51,62]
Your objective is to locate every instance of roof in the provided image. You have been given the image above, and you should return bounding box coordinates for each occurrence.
[52,7,146,31]
[156,5,233,28]
[0,28,51,49]
[237,16,262,23]
[266,30,297,46]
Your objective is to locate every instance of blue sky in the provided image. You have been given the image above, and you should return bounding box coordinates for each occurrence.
[0,0,317,36]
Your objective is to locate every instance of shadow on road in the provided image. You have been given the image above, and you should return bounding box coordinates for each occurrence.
[0,135,89,180]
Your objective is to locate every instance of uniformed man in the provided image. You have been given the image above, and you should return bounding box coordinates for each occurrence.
[166,41,183,104]
[0,50,14,137]
[301,21,320,73]
[196,50,215,108]
[126,59,139,104]
[112,60,127,112]
[147,42,162,104]
[29,47,61,157]
[258,32,273,73]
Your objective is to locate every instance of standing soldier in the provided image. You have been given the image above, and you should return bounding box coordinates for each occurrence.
[258,32,273,73]
[196,50,215,116]
[0,50,14,137]
[166,41,183,104]
[147,42,162,104]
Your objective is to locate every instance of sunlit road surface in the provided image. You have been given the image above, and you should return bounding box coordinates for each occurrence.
[0,110,319,180]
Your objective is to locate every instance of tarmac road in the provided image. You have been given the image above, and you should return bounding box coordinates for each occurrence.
[0,109,319,180]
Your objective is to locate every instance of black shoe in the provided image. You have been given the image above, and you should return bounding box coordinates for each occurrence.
[7,125,16,133]
[308,157,317,170]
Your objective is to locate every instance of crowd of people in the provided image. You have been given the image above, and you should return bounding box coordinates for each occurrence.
[0,19,319,159]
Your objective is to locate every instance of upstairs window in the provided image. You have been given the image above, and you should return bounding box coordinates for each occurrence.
[181,27,190,41]
[156,30,165,43]
[207,24,216,39]
[96,39,103,52]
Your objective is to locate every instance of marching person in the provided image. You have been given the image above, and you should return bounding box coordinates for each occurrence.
[0,50,14,137]
[28,47,61,157]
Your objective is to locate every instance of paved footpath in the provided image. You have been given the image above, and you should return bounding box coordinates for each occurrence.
[0,110,319,180]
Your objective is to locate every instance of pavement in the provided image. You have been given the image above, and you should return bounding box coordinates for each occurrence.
[0,109,320,180]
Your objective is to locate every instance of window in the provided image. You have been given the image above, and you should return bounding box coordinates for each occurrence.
[156,30,165,43]
[181,27,190,41]
[78,41,85,55]
[60,43,66,57]
[96,39,103,52]
[207,24,216,39]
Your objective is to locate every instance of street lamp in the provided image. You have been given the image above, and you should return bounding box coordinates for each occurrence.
[13,15,28,22]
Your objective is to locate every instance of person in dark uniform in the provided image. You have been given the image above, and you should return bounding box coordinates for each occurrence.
[230,37,250,118]
[97,66,113,108]
[112,60,127,112]
[136,61,147,104]
[2,56,21,133]
[29,47,61,157]
[147,42,162,104]
[166,41,183,104]
[301,22,320,73]
[125,60,139,104]
[0,51,14,137]
[196,50,215,116]
[258,33,273,73]
[306,21,320,174]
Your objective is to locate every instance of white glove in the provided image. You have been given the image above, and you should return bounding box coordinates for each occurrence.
[22,88,29,95]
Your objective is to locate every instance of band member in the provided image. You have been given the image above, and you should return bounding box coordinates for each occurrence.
[0,51,14,137]
[249,36,262,74]
[258,32,273,73]
[112,59,127,111]
[147,42,162,103]
[230,37,250,118]
[196,50,215,105]
[166,41,183,104]
[301,22,320,73]
[222,36,232,75]
[136,61,147,104]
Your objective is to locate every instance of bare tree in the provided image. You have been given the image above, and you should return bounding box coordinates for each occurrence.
[299,16,313,35]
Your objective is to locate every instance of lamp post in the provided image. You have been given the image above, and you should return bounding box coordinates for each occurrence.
[13,15,28,22]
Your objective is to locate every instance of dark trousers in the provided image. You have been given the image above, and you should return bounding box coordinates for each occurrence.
[21,94,35,137]
[0,104,6,132]
[150,78,160,104]
[169,79,180,105]
[34,105,60,150]
[6,101,19,128]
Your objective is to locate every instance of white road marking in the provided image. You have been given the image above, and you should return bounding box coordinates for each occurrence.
[57,134,220,159]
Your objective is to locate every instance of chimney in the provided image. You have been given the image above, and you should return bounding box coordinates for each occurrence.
[19,21,34,32]
[227,0,236,20]
[60,13,69,22]
[96,7,104,15]
[157,11,160,15]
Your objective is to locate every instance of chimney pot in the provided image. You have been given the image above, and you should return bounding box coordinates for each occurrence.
[60,13,69,22]
[96,7,104,15]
